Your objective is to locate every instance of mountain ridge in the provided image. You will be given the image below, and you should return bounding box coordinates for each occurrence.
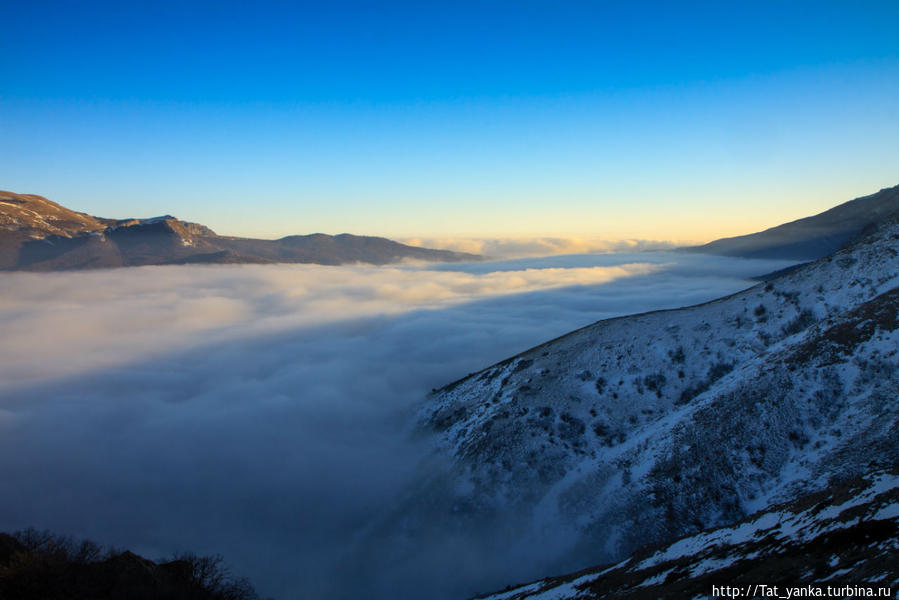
[681,183,899,260]
[0,191,481,270]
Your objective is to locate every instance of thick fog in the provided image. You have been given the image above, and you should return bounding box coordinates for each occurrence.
[0,252,798,599]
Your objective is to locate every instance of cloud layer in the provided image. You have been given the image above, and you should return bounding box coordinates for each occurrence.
[0,253,798,599]
[0,261,668,389]
[400,236,693,259]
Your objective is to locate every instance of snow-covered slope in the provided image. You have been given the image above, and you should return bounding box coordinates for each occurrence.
[364,218,899,598]
[476,468,899,600]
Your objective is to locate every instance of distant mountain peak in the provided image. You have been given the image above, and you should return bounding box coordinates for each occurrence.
[0,191,480,270]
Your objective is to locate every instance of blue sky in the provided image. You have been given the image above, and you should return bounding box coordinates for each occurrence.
[2,1,898,239]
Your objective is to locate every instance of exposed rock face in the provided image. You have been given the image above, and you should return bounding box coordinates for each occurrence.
[682,183,899,260]
[0,191,109,238]
[0,191,480,270]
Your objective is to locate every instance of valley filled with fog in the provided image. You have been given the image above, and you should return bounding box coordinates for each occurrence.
[0,252,798,599]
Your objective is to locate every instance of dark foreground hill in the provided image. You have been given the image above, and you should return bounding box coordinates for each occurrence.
[0,191,479,270]
[0,529,261,600]
[682,183,899,260]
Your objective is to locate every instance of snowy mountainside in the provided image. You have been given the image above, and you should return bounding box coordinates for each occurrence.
[364,218,899,598]
[475,468,899,600]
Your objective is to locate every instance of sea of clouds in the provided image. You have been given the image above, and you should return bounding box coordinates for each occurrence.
[400,236,692,259]
[0,252,798,599]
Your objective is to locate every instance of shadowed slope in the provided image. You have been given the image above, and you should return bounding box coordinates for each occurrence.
[682,183,899,260]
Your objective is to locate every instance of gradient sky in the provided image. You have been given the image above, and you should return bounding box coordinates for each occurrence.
[2,0,898,240]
